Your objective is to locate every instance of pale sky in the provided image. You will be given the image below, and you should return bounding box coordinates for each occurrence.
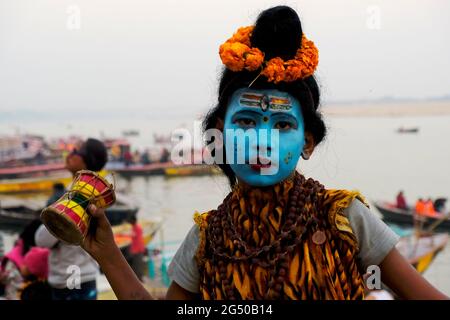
[0,0,449,117]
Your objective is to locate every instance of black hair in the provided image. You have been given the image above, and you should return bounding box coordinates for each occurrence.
[20,281,52,300]
[202,6,326,187]
[80,138,108,172]
[53,183,65,192]
[19,219,42,256]
[128,215,137,225]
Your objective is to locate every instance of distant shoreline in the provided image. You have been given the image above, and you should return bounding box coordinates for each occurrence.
[323,101,450,117]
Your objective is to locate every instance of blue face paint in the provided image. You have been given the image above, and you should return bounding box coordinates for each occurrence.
[223,88,305,187]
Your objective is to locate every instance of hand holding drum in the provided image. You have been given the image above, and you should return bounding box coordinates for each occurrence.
[40,170,116,246]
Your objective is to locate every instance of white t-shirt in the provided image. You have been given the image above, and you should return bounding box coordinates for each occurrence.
[35,225,99,289]
[168,199,400,294]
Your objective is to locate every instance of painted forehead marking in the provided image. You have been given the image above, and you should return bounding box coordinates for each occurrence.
[239,92,292,112]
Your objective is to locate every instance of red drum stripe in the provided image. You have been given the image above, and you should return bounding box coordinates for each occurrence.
[54,204,88,235]
[79,174,108,193]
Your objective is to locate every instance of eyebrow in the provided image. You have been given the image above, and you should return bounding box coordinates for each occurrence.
[231,110,262,119]
[270,112,298,124]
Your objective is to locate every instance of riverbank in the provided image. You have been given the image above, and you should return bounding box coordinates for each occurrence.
[324,100,450,117]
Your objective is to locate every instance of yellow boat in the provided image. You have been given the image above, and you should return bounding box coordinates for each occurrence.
[97,218,163,300]
[0,170,110,194]
[397,233,449,273]
[0,175,72,194]
[112,218,163,250]
[164,164,220,177]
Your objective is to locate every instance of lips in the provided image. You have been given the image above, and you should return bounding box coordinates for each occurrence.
[249,156,272,171]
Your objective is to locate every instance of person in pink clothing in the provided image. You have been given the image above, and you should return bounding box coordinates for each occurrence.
[0,219,43,300]
[0,240,25,299]
[21,247,50,280]
[18,247,52,300]
[128,215,146,281]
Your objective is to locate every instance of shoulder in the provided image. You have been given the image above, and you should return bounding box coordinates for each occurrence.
[322,189,368,249]
[340,196,400,269]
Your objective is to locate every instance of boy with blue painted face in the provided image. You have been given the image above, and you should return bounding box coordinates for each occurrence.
[224,88,306,187]
[81,6,447,300]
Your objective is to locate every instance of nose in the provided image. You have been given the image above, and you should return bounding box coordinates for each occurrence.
[252,133,272,158]
[257,145,272,155]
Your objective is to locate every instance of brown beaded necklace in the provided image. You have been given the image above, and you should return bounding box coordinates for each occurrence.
[206,172,326,299]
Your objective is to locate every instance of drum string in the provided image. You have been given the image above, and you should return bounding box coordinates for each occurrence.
[59,172,114,230]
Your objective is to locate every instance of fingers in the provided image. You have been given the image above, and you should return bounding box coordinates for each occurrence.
[88,204,111,229]
[88,204,105,218]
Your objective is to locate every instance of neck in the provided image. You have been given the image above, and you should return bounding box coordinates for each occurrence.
[234,171,296,197]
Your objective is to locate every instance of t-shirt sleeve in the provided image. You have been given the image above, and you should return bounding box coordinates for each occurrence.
[35,224,59,248]
[344,199,400,270]
[167,224,201,293]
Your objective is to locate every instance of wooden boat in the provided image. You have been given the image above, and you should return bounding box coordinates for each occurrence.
[0,169,111,194]
[0,199,41,230]
[0,163,65,179]
[397,233,448,273]
[0,175,72,194]
[107,162,176,177]
[374,201,450,233]
[112,218,163,250]
[122,130,140,137]
[97,218,164,300]
[397,127,419,134]
[164,164,220,177]
[0,194,139,230]
[109,162,220,178]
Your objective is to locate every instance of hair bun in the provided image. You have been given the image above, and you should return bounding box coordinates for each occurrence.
[250,6,302,61]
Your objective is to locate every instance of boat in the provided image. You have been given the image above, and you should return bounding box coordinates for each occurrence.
[109,162,220,178]
[122,130,140,137]
[0,169,112,194]
[0,199,42,230]
[396,126,419,134]
[373,201,450,233]
[97,218,164,300]
[397,233,448,273]
[0,174,72,194]
[164,164,220,177]
[0,193,140,230]
[107,162,175,178]
[112,218,163,250]
[104,193,140,226]
[0,163,66,180]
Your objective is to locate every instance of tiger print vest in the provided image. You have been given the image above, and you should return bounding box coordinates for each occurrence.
[194,173,367,300]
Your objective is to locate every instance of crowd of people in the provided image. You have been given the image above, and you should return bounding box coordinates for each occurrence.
[111,146,171,167]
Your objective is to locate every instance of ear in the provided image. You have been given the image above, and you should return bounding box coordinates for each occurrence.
[216,118,224,131]
[302,132,315,160]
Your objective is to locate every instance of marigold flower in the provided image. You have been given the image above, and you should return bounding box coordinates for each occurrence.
[219,42,248,71]
[219,26,319,82]
[244,48,264,71]
[232,26,253,47]
[262,58,286,83]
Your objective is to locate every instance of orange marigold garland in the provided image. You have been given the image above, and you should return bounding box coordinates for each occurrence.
[219,26,319,83]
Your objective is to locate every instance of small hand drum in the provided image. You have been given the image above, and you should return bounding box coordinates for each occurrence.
[41,170,116,245]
